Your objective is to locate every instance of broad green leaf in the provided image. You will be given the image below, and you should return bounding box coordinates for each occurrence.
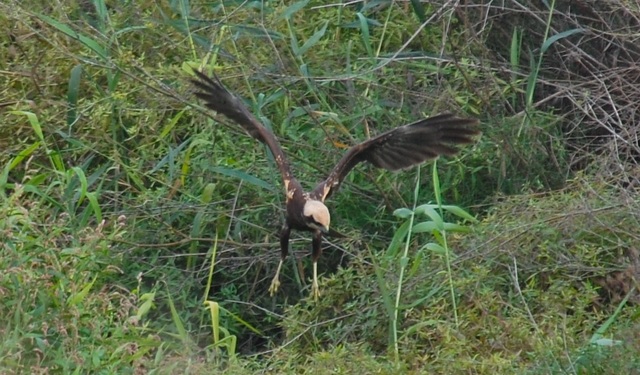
[160,109,185,140]
[10,111,43,141]
[219,305,262,336]
[201,183,215,204]
[424,243,447,255]
[167,286,188,342]
[393,208,413,219]
[205,300,220,343]
[36,14,108,61]
[279,0,310,20]
[209,166,277,193]
[297,21,328,56]
[386,220,410,256]
[85,192,102,224]
[409,0,426,22]
[356,13,373,57]
[416,206,444,229]
[7,142,40,172]
[70,166,88,204]
[412,221,436,233]
[67,64,82,127]
[592,338,622,347]
[541,28,584,54]
[441,205,477,222]
[67,276,97,306]
[136,292,156,318]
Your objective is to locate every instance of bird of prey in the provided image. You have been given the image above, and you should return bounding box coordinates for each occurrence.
[191,70,480,301]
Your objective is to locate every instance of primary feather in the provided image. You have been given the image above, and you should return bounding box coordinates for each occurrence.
[312,114,480,201]
[191,70,266,141]
[191,70,296,188]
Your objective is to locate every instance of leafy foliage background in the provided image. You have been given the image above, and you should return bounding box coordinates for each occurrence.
[1,0,638,373]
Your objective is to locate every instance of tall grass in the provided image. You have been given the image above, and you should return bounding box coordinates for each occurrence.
[375,161,478,363]
[4,0,636,373]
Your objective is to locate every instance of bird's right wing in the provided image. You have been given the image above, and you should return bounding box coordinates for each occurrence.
[191,70,295,189]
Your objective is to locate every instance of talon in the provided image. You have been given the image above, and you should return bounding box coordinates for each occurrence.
[269,259,284,297]
[269,277,281,296]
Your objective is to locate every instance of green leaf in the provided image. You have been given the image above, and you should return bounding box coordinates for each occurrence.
[67,276,97,306]
[6,141,41,173]
[67,64,82,127]
[85,192,102,224]
[541,28,584,54]
[416,206,444,230]
[10,111,43,141]
[356,13,373,57]
[393,208,413,219]
[510,28,521,73]
[424,243,447,255]
[415,203,478,223]
[167,286,188,342]
[201,183,215,204]
[412,221,436,234]
[70,166,88,205]
[92,0,108,31]
[441,205,477,222]
[136,292,156,319]
[160,109,185,140]
[279,0,310,20]
[592,338,622,347]
[205,300,220,343]
[191,211,205,238]
[409,0,426,23]
[219,305,263,336]
[208,166,277,193]
[36,14,108,61]
[401,320,439,340]
[386,220,410,256]
[296,21,328,56]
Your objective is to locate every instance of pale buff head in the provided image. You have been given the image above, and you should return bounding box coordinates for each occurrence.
[303,200,330,233]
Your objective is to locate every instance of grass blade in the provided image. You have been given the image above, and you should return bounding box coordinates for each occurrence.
[409,0,427,22]
[67,64,82,127]
[36,14,109,61]
[297,21,328,56]
[279,0,310,21]
[541,28,584,54]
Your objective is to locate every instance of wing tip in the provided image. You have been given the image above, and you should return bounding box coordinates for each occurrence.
[190,69,226,93]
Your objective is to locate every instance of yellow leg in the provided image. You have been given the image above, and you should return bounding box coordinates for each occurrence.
[311,261,320,301]
[269,259,283,296]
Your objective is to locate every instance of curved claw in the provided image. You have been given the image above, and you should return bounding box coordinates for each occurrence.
[268,277,281,296]
[269,259,284,297]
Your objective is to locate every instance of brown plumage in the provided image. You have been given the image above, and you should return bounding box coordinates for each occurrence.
[191,70,480,300]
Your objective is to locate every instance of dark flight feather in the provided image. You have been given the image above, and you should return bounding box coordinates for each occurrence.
[191,70,295,187]
[311,114,480,201]
[191,70,480,202]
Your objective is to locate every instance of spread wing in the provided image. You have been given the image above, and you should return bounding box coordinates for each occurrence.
[311,113,480,201]
[191,70,295,189]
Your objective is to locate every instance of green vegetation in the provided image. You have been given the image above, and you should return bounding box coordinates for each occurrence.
[1,0,638,373]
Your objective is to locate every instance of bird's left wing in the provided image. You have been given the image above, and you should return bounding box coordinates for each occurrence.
[311,113,480,201]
